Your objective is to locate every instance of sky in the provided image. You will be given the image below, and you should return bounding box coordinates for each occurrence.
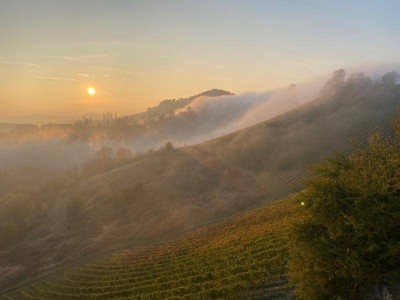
[0,0,399,117]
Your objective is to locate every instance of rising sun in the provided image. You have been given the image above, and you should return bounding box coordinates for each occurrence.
[87,87,96,95]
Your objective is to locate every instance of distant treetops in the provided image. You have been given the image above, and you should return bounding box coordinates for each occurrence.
[322,69,400,97]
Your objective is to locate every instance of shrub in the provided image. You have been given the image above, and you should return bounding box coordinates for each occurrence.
[288,118,400,299]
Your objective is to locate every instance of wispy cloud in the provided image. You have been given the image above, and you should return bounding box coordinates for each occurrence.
[45,56,87,62]
[74,73,91,77]
[44,54,108,62]
[205,77,232,81]
[100,67,143,76]
[155,55,183,59]
[102,67,127,72]
[80,54,108,59]
[292,60,313,70]
[276,74,298,78]
[0,59,42,68]
[59,73,92,78]
[35,76,78,82]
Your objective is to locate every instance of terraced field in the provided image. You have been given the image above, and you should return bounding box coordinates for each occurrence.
[4,200,304,300]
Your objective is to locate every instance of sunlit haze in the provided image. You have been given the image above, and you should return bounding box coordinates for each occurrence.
[1,1,400,297]
[0,0,399,117]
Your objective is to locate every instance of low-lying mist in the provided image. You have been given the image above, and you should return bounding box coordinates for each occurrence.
[1,65,398,194]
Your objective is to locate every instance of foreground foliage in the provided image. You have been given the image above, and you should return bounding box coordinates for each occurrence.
[288,118,400,299]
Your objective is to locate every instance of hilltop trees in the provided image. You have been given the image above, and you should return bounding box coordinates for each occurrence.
[288,118,400,299]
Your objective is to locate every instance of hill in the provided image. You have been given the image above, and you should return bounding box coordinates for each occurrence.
[1,73,400,293]
[121,89,234,122]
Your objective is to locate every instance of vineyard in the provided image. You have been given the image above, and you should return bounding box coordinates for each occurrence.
[3,200,304,299]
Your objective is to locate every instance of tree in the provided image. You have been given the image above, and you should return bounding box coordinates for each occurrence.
[96,146,114,166]
[82,147,115,176]
[346,72,373,86]
[382,72,400,85]
[115,147,133,165]
[288,117,400,299]
[322,69,346,95]
[163,141,175,152]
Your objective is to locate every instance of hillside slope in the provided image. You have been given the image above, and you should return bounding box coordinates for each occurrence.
[4,199,305,299]
[1,79,400,292]
[200,81,400,195]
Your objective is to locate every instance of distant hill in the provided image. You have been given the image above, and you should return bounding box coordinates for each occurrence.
[121,89,234,122]
[1,74,400,293]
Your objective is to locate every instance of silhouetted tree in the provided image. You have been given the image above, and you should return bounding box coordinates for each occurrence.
[346,72,373,86]
[382,71,400,85]
[322,69,346,95]
[164,141,175,152]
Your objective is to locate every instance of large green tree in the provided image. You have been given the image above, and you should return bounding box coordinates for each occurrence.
[288,118,400,299]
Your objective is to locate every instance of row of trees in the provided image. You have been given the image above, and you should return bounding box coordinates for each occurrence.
[81,147,133,176]
[322,70,399,96]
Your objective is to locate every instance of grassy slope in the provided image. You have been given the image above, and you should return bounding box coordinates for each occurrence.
[201,83,400,194]
[1,83,400,294]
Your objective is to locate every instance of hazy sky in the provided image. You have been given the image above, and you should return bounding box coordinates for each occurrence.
[0,0,399,117]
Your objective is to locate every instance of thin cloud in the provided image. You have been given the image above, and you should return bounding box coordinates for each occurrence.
[58,73,91,77]
[80,54,108,59]
[292,60,313,70]
[74,73,91,77]
[46,55,87,62]
[126,71,144,75]
[35,76,78,82]
[0,59,42,68]
[101,67,142,76]
[44,54,107,62]
[205,77,232,81]
[277,74,298,78]
[155,55,183,59]
[102,67,128,72]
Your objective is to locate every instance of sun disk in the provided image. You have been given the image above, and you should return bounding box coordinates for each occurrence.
[87,87,96,95]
